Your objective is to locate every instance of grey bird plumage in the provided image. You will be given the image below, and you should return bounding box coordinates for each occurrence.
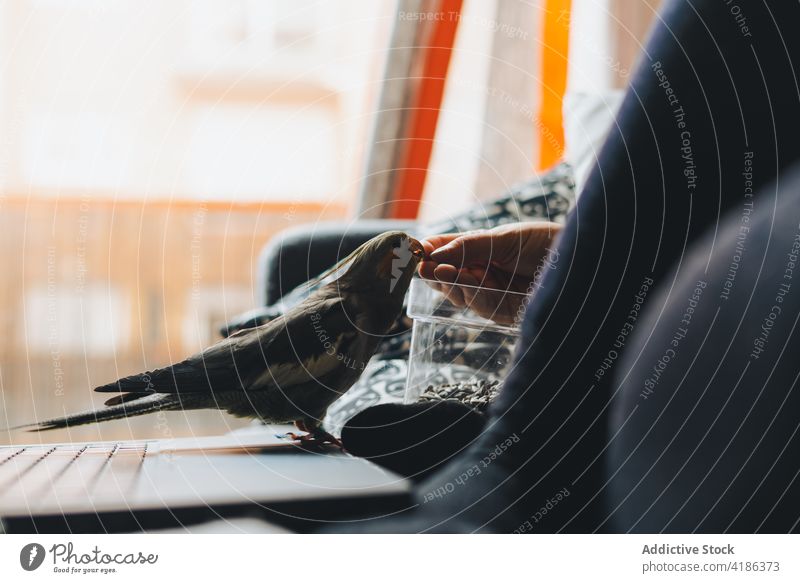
[15,231,424,439]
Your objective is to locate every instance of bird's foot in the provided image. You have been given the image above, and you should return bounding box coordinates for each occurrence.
[285,429,344,450]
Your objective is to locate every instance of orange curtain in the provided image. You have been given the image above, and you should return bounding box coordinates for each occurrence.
[536,0,571,171]
[390,0,462,219]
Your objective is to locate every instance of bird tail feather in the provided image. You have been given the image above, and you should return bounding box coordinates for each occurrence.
[5,394,185,432]
[94,373,159,393]
[102,392,153,407]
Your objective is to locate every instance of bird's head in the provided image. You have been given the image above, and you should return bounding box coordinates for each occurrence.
[334,231,424,297]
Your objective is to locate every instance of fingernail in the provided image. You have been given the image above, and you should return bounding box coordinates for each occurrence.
[430,244,453,259]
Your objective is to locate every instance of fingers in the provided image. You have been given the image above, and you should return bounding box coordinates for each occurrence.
[428,231,496,267]
[433,264,493,309]
[421,233,462,258]
[424,222,565,279]
[432,264,466,306]
[418,261,522,323]
[417,260,439,281]
[432,265,516,322]
[434,264,481,288]
[419,231,487,300]
[418,226,549,325]
[418,261,480,307]
[419,231,480,283]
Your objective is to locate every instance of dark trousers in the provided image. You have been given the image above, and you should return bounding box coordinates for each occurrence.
[470,0,800,532]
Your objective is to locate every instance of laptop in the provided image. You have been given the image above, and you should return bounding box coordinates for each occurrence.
[0,425,410,533]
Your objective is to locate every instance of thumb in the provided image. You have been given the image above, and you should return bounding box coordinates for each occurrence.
[429,231,497,267]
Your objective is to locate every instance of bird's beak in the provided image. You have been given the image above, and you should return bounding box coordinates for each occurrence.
[409,237,425,260]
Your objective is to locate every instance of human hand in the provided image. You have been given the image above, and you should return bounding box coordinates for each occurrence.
[418,222,563,324]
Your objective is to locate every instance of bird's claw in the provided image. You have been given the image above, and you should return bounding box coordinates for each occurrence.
[285,431,344,450]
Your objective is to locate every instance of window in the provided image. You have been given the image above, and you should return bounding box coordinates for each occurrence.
[24,284,130,356]
[0,0,392,443]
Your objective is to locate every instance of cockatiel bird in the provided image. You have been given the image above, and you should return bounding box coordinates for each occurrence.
[14,231,424,445]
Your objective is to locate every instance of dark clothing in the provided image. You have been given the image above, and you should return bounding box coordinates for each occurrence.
[609,163,800,533]
[510,0,800,532]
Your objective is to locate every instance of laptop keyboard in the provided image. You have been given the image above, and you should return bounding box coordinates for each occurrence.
[0,442,152,514]
[0,432,408,523]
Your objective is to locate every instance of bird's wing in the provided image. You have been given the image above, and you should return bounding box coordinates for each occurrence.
[95,296,356,397]
[256,295,366,389]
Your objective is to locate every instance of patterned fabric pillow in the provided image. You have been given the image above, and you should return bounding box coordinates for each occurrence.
[419,162,575,237]
[323,359,408,436]
[323,359,501,436]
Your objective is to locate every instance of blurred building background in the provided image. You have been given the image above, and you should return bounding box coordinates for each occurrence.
[0,0,393,443]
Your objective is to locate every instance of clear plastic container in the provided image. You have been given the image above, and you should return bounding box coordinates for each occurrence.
[404,277,525,403]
